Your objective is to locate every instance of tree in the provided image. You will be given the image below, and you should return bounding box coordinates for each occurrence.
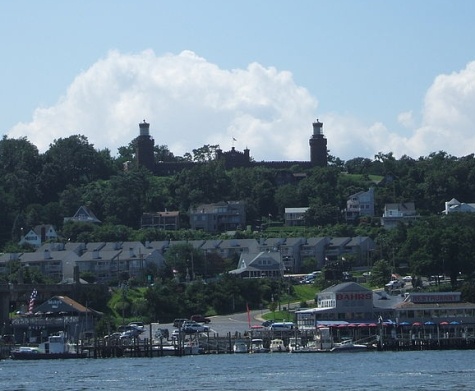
[369,259,392,287]
[102,169,152,228]
[38,135,115,203]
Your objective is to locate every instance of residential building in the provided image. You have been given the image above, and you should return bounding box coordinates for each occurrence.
[343,236,376,267]
[279,237,306,273]
[64,206,101,224]
[16,248,79,282]
[284,207,309,226]
[0,236,378,282]
[190,201,246,233]
[216,239,259,259]
[300,237,330,271]
[345,188,375,221]
[140,210,180,230]
[381,202,418,229]
[443,198,475,214]
[229,251,285,279]
[76,241,153,283]
[19,224,59,248]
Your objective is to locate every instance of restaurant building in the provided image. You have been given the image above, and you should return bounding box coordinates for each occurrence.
[296,282,475,329]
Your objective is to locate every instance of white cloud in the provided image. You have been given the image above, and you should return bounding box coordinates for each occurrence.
[397,111,415,129]
[8,51,475,163]
[8,50,318,162]
[324,61,475,160]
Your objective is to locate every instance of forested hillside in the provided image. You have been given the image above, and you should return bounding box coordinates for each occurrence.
[2,135,475,298]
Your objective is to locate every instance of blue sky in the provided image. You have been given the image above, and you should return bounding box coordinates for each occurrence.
[2,0,475,161]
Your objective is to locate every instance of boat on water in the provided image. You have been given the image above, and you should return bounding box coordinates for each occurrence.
[233,341,248,353]
[330,339,368,352]
[11,332,87,360]
[250,338,269,353]
[288,337,302,353]
[154,334,202,356]
[270,338,287,352]
[156,342,201,356]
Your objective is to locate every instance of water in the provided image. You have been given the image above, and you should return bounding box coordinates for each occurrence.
[1,350,474,390]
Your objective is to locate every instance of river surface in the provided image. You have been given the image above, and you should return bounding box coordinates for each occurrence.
[1,350,473,390]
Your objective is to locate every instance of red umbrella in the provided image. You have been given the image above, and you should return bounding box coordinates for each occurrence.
[412,322,422,327]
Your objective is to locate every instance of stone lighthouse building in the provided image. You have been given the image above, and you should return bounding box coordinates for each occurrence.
[309,119,328,167]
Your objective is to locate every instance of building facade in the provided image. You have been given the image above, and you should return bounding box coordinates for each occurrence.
[190,201,246,233]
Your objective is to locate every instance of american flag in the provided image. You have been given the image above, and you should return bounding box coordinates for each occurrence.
[28,289,38,314]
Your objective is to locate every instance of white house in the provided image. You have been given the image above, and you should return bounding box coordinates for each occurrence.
[19,224,59,248]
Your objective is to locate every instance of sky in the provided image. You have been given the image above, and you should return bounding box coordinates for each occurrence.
[2,0,475,162]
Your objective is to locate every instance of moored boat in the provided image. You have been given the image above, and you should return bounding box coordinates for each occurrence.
[270,338,287,352]
[11,332,87,360]
[250,338,269,353]
[233,341,248,353]
[330,339,368,352]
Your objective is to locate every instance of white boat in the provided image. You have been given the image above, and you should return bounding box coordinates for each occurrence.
[270,338,287,352]
[154,335,202,356]
[330,339,368,352]
[291,340,319,353]
[250,338,269,353]
[11,332,87,360]
[288,337,302,353]
[233,341,248,353]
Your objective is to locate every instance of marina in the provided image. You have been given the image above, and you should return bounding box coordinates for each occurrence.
[4,321,475,360]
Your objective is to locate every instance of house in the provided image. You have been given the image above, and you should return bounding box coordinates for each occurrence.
[381,202,418,229]
[229,251,285,279]
[64,206,101,224]
[189,201,246,233]
[443,198,475,214]
[140,210,180,230]
[345,188,375,221]
[19,224,59,248]
[284,207,309,226]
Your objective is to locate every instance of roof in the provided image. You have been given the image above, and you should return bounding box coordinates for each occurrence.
[320,282,372,294]
[284,207,309,214]
[33,295,102,316]
[65,206,101,223]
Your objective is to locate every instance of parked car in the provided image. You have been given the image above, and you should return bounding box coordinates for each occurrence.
[190,314,211,323]
[128,322,145,331]
[262,320,275,327]
[173,318,189,328]
[120,328,141,339]
[385,280,405,289]
[182,321,209,334]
